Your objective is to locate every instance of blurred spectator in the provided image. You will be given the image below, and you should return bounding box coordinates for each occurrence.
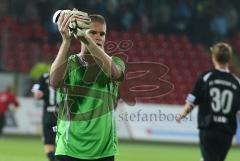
[120,3,135,31]
[23,1,38,21]
[36,0,53,26]
[0,0,8,19]
[153,1,171,32]
[171,0,192,33]
[136,1,151,33]
[0,86,19,136]
[106,0,120,29]
[195,0,209,14]
[210,11,228,43]
[139,12,150,33]
[224,4,239,35]
[107,0,118,13]
[1,0,240,47]
[189,0,212,44]
[90,0,107,16]
[36,0,59,43]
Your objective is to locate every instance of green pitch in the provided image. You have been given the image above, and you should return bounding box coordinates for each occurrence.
[0,136,239,161]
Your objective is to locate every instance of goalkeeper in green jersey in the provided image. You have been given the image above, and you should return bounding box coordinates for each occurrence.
[50,9,125,161]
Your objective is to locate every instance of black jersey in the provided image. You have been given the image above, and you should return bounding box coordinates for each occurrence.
[186,69,240,134]
[32,73,57,124]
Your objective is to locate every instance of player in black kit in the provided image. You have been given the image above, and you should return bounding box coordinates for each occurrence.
[32,73,57,161]
[176,42,240,161]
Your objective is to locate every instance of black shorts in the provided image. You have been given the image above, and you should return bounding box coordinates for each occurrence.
[55,155,114,161]
[42,123,56,145]
[0,114,5,134]
[199,130,233,161]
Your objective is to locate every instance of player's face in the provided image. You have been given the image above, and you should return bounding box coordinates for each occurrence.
[88,22,106,49]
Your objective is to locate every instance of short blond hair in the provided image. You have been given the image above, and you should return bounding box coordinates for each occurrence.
[89,14,106,24]
[210,42,232,64]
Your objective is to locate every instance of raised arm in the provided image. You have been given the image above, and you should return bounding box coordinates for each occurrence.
[86,37,121,80]
[49,12,72,88]
[77,30,123,80]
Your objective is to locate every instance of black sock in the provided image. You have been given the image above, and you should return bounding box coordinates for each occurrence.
[47,151,55,161]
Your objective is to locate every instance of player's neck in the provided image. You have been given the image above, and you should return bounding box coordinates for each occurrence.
[79,51,95,64]
[215,64,229,72]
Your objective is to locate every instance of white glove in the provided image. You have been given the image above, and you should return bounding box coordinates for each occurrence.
[52,9,91,37]
[75,28,87,37]
[52,9,72,23]
[68,10,91,36]
[74,28,90,44]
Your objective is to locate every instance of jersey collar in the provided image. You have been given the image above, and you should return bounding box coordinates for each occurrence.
[216,68,230,73]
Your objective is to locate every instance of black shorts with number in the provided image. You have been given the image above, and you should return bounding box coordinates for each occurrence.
[199,130,233,161]
[55,155,114,161]
[42,123,56,145]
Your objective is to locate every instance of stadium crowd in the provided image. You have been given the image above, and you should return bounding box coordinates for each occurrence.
[0,0,240,44]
